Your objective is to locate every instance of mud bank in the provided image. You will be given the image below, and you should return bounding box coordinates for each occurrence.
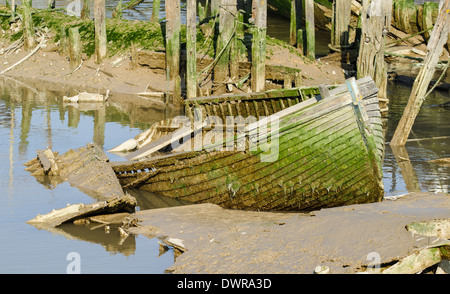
[127,192,449,274]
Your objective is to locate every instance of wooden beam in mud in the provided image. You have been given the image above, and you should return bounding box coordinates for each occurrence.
[165,0,181,80]
[94,0,107,63]
[186,0,197,99]
[251,0,267,92]
[22,0,34,51]
[391,0,450,147]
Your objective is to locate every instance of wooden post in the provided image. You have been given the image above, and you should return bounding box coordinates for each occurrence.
[290,0,297,46]
[68,27,81,70]
[150,0,161,23]
[165,0,181,80]
[390,0,449,147]
[59,27,68,56]
[230,9,244,80]
[186,0,197,99]
[331,0,352,49]
[357,0,392,98]
[81,0,90,20]
[303,0,315,59]
[297,28,304,51]
[94,0,107,63]
[214,0,237,84]
[251,0,267,92]
[22,0,34,51]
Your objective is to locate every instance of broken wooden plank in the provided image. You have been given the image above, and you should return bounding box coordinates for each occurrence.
[406,219,450,239]
[26,195,137,228]
[383,243,450,274]
[126,121,207,160]
[25,143,124,200]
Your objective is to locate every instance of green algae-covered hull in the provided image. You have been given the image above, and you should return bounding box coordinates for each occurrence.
[112,77,384,211]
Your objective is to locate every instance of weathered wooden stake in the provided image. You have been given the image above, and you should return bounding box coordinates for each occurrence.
[94,0,107,63]
[391,0,450,147]
[303,0,315,59]
[331,0,352,49]
[68,27,81,70]
[251,0,267,92]
[81,0,90,20]
[186,0,197,99]
[150,0,161,23]
[357,0,392,99]
[214,0,237,84]
[297,28,304,51]
[230,9,244,80]
[290,0,297,45]
[22,0,35,51]
[165,0,181,80]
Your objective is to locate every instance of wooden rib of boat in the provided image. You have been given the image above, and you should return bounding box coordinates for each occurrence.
[110,76,385,211]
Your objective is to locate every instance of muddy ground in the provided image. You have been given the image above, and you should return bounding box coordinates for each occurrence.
[128,192,449,274]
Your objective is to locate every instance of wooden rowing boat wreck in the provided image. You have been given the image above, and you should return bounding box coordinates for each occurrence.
[110,76,385,211]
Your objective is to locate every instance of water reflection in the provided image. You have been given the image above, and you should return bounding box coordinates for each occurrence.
[383,79,450,195]
[0,76,177,272]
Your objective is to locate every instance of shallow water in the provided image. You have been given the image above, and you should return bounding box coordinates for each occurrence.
[0,1,449,274]
[0,78,176,273]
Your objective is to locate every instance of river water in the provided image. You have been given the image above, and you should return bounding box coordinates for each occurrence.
[0,1,449,274]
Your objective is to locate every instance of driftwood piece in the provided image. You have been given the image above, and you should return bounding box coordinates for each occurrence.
[407,219,450,239]
[26,195,137,228]
[383,243,450,274]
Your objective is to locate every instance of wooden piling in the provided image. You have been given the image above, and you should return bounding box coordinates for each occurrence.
[331,0,352,49]
[230,9,245,80]
[22,0,34,51]
[150,0,161,23]
[357,0,392,99]
[251,0,267,92]
[303,0,315,59]
[165,0,181,80]
[94,0,107,63]
[68,27,81,70]
[390,0,450,147]
[290,0,297,46]
[297,28,304,51]
[214,0,237,84]
[186,0,197,99]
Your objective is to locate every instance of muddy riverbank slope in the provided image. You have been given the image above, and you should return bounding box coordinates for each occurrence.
[128,192,449,274]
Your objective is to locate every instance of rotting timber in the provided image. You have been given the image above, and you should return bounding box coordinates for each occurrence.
[110,76,385,211]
